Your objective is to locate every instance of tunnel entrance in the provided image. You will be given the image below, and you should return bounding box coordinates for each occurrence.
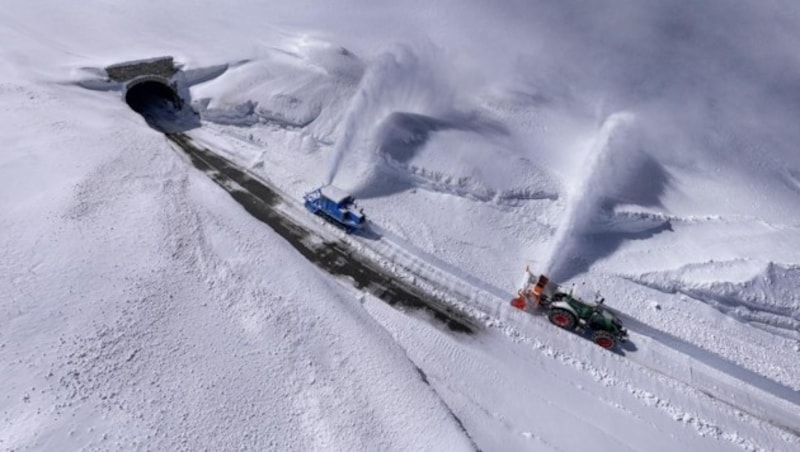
[125,80,181,113]
[123,79,199,133]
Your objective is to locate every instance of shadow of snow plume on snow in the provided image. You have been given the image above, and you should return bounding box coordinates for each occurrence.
[350,111,557,203]
[545,112,672,281]
[378,111,508,165]
[325,44,455,186]
[353,111,500,200]
[166,133,478,335]
[553,220,674,282]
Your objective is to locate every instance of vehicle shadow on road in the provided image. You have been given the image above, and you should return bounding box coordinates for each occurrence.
[573,323,637,356]
[353,225,382,241]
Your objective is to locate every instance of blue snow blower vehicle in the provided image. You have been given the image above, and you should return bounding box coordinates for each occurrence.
[303,185,366,233]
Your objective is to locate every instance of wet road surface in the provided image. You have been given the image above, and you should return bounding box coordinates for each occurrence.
[167,133,477,334]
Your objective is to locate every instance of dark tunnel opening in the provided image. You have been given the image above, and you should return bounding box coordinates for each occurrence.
[125,81,180,113]
[124,80,199,133]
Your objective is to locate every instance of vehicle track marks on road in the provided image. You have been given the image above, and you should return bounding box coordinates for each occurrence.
[166,132,478,335]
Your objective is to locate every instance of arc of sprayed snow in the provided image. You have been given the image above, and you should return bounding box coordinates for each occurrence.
[326,90,368,185]
[324,45,448,186]
[542,111,636,280]
[325,51,408,186]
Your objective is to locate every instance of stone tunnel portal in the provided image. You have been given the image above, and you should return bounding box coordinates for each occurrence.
[107,57,199,133]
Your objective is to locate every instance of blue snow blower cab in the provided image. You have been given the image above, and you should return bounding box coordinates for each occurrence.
[303,185,366,233]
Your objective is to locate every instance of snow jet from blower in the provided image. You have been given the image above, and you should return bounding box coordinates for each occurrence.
[325,44,454,186]
[542,111,644,280]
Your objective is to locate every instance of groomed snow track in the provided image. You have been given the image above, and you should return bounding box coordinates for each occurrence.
[168,130,800,441]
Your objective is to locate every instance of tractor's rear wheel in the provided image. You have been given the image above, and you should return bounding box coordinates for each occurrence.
[591,330,616,349]
[548,308,576,330]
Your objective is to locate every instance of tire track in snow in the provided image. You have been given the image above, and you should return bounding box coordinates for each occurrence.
[344,196,800,439]
[353,221,800,438]
[618,313,800,436]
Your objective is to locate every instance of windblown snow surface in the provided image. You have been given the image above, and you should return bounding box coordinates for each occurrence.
[3,1,800,451]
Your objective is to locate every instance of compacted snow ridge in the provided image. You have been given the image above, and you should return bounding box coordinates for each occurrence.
[4,1,800,451]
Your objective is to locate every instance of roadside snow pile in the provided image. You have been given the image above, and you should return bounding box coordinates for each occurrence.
[630,260,800,337]
[192,37,363,133]
[593,208,673,234]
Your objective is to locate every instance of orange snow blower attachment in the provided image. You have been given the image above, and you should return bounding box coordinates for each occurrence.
[510,269,550,310]
[510,292,527,310]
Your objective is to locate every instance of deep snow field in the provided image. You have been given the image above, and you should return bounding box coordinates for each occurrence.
[3,1,800,451]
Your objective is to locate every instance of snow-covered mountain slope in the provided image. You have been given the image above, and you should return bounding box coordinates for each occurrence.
[3,1,800,451]
[1,86,474,450]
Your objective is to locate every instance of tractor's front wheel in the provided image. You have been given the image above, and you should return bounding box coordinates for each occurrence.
[548,308,576,330]
[591,330,616,349]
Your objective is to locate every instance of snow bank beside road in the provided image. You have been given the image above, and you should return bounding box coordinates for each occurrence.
[632,261,800,340]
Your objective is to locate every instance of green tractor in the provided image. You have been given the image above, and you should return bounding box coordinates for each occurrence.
[511,271,628,349]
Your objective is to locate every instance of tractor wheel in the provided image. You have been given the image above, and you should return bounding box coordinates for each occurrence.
[548,308,576,330]
[591,330,616,349]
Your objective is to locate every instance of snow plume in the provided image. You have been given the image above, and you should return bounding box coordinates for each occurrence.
[325,44,454,186]
[543,111,643,280]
